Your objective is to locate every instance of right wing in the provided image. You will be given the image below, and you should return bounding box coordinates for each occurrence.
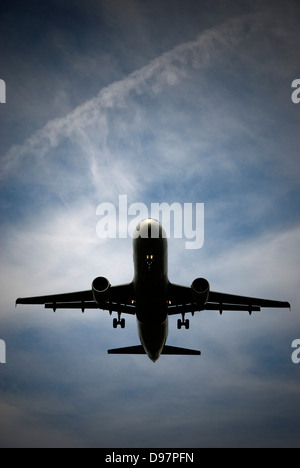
[168,282,290,315]
[16,283,136,315]
[208,291,291,310]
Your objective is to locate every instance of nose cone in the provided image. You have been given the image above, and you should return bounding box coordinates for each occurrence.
[134,219,167,240]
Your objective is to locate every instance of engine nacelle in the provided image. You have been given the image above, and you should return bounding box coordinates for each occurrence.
[191,278,210,306]
[92,276,111,305]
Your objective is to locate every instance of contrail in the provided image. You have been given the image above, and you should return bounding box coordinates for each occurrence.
[1,14,255,180]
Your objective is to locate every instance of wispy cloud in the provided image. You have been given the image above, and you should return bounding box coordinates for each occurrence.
[1,3,300,448]
[2,9,298,211]
[1,222,299,448]
[1,15,253,184]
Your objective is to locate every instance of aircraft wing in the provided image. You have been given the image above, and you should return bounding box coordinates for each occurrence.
[168,283,290,315]
[16,283,136,315]
[16,290,94,305]
[208,291,290,310]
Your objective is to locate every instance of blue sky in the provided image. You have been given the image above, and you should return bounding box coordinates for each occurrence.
[0,0,300,447]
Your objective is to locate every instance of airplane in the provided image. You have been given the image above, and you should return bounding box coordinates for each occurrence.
[16,219,290,362]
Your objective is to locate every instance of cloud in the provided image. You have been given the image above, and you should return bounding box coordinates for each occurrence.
[2,8,299,216]
[1,14,256,183]
[1,3,300,448]
[1,197,299,448]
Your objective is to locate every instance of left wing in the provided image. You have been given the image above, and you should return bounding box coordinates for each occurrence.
[16,290,94,306]
[16,283,136,315]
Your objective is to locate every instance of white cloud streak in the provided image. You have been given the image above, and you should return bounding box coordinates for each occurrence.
[1,14,254,182]
[2,9,298,211]
[1,6,300,448]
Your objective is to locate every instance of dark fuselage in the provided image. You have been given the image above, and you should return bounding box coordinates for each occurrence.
[133,219,169,362]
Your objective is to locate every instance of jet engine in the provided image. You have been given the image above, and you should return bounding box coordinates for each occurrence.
[191,278,210,306]
[92,276,111,305]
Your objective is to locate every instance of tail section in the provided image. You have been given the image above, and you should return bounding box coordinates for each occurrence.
[108,345,146,355]
[108,345,201,356]
[162,345,201,356]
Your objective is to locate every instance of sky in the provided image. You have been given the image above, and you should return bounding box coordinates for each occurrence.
[0,0,300,448]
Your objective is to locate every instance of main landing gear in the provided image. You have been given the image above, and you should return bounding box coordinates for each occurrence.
[177,314,190,330]
[113,313,126,329]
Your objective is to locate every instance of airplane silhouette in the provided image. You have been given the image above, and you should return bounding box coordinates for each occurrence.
[16,219,290,362]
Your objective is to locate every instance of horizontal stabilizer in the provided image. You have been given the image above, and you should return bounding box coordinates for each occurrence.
[161,345,201,356]
[108,345,146,355]
[108,345,201,356]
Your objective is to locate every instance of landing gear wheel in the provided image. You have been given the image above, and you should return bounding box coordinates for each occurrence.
[113,317,126,329]
[177,318,189,330]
